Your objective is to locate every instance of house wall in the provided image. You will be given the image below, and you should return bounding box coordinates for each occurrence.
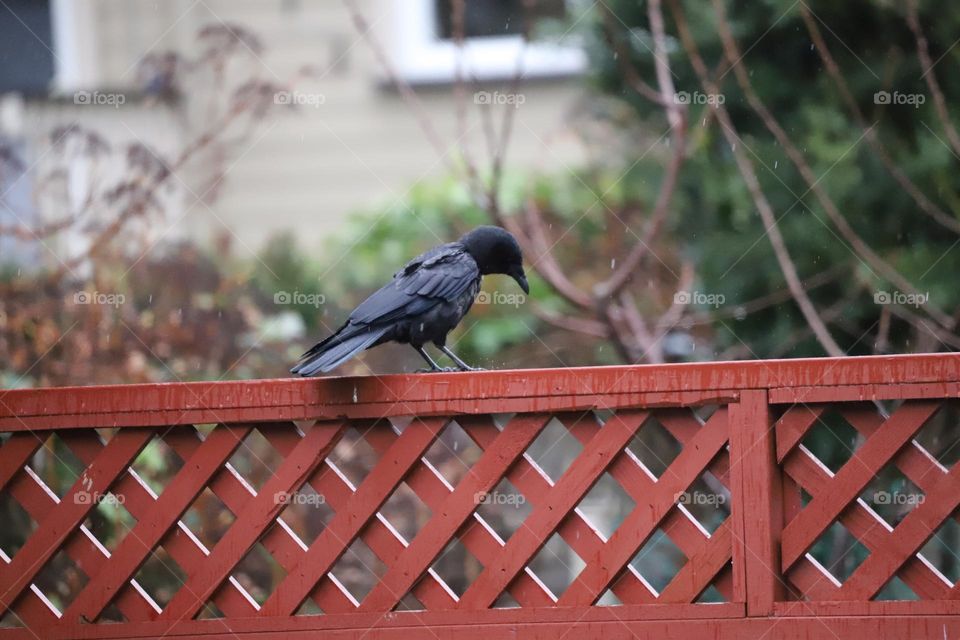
[19,0,587,254]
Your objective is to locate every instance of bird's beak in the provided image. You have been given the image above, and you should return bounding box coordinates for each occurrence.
[511,266,530,294]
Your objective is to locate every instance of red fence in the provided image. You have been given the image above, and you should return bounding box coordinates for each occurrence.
[1,354,959,639]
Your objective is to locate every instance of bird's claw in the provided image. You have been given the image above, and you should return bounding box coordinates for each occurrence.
[415,366,458,373]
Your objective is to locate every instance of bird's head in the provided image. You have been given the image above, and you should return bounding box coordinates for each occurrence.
[459,225,529,294]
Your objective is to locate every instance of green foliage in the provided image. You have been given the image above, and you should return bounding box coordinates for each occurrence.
[580,0,960,356]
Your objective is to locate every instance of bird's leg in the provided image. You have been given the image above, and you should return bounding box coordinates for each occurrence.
[440,345,485,371]
[415,346,455,373]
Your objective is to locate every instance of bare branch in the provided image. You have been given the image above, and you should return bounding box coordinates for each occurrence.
[799,3,960,236]
[654,260,695,334]
[532,306,609,337]
[686,263,848,326]
[710,0,955,331]
[597,0,687,301]
[905,0,960,159]
[670,0,844,357]
[514,199,594,309]
[598,4,666,106]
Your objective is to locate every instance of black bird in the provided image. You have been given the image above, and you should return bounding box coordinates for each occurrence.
[291,226,529,375]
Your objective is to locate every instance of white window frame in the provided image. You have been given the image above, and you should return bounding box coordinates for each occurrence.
[393,0,585,84]
[50,0,100,93]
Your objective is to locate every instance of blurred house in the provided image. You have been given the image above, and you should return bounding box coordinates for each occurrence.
[0,0,588,259]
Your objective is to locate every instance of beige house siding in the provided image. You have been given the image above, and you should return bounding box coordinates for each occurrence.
[20,0,587,252]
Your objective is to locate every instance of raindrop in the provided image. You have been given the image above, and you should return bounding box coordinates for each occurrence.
[774,161,779,169]
[454,441,459,451]
[352,385,358,403]
[611,258,616,269]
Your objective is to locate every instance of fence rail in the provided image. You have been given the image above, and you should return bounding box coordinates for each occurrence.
[1,353,959,639]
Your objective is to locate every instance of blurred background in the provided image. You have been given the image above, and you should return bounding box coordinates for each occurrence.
[2,0,960,619]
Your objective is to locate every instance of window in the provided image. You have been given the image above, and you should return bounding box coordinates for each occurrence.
[0,0,54,94]
[434,0,566,39]
[394,0,586,84]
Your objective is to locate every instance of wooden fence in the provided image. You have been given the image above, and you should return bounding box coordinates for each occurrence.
[1,354,959,638]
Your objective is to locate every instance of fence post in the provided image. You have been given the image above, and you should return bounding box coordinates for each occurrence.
[729,388,783,616]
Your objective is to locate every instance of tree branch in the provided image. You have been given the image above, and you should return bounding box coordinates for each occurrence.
[905,0,960,159]
[800,3,960,236]
[597,0,687,301]
[670,0,844,356]
[710,0,955,331]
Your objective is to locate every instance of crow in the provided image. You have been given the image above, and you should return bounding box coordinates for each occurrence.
[291,225,529,375]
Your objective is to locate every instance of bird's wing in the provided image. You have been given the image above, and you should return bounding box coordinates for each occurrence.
[393,242,460,278]
[292,243,478,375]
[349,244,479,326]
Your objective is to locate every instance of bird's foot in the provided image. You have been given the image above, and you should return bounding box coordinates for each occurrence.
[415,366,458,373]
[457,365,486,372]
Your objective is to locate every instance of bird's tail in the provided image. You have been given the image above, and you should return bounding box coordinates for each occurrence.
[291,325,388,376]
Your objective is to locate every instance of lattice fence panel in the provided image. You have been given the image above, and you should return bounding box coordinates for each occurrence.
[776,400,960,602]
[0,405,734,628]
